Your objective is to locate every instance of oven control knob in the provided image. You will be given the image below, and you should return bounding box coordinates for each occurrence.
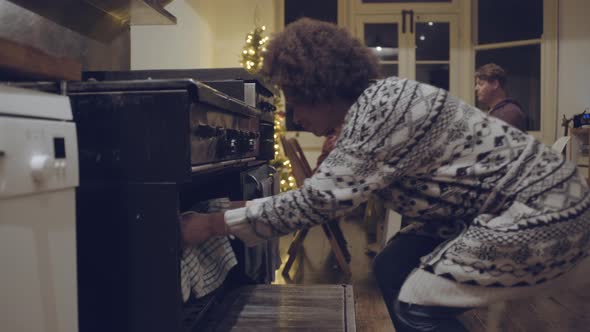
[30,154,54,182]
[248,139,256,151]
[228,138,238,154]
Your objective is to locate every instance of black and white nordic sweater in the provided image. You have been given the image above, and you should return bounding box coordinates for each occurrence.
[226,77,590,289]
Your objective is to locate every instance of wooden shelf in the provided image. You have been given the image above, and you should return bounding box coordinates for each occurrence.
[0,38,81,81]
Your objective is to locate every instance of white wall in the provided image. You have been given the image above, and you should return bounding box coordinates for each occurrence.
[131,0,276,69]
[557,0,590,132]
[209,0,276,68]
[131,0,215,69]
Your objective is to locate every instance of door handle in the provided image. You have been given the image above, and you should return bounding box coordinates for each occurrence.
[402,10,408,33]
[409,10,414,34]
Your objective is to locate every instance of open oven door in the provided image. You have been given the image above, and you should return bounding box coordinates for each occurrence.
[237,163,281,284]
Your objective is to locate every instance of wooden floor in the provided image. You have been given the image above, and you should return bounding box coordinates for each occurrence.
[273,218,590,332]
[274,217,395,332]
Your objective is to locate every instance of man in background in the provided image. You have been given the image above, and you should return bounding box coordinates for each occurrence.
[475,63,527,131]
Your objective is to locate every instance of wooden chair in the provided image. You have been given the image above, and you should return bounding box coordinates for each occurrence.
[280,136,352,279]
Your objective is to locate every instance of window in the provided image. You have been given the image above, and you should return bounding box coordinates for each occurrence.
[364,22,400,76]
[362,0,450,3]
[477,0,542,44]
[357,13,457,92]
[476,45,541,131]
[474,0,543,131]
[285,0,338,25]
[415,20,451,90]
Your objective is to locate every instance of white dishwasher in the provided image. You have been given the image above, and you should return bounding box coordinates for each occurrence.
[0,85,79,332]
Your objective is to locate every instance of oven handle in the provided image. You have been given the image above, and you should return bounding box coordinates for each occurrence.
[267,165,280,195]
[190,157,257,173]
[246,173,263,193]
[246,165,278,195]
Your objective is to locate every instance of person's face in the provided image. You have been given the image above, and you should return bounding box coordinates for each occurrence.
[475,78,498,106]
[292,102,343,137]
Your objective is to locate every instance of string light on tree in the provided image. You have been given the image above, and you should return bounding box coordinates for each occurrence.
[239,25,269,74]
[268,99,297,191]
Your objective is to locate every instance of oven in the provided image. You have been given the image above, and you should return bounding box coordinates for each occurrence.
[11,78,277,332]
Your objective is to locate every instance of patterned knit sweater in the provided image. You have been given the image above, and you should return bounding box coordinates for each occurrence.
[226,77,590,288]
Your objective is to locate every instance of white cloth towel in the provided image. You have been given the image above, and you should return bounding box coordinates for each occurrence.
[180,198,237,302]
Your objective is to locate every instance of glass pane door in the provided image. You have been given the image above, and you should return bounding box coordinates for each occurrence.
[357,14,408,79]
[408,14,458,94]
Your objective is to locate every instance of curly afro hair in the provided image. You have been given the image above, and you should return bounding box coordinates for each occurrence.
[260,18,380,104]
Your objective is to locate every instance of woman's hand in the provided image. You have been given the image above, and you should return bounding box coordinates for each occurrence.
[180,212,227,246]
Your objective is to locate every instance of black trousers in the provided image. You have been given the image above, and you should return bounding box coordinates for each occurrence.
[372,233,470,332]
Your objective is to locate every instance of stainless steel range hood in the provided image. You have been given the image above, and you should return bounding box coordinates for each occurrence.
[7,0,176,41]
[85,0,176,25]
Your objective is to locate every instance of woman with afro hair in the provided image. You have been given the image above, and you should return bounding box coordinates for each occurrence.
[181,18,590,331]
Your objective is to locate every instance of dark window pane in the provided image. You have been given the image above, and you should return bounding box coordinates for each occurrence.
[416,22,449,61]
[285,0,338,25]
[478,0,542,44]
[476,45,541,131]
[416,64,449,90]
[365,23,399,61]
[380,64,398,77]
[363,0,450,3]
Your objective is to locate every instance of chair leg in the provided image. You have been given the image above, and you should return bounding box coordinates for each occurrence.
[322,223,352,280]
[282,228,309,277]
[329,220,351,263]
